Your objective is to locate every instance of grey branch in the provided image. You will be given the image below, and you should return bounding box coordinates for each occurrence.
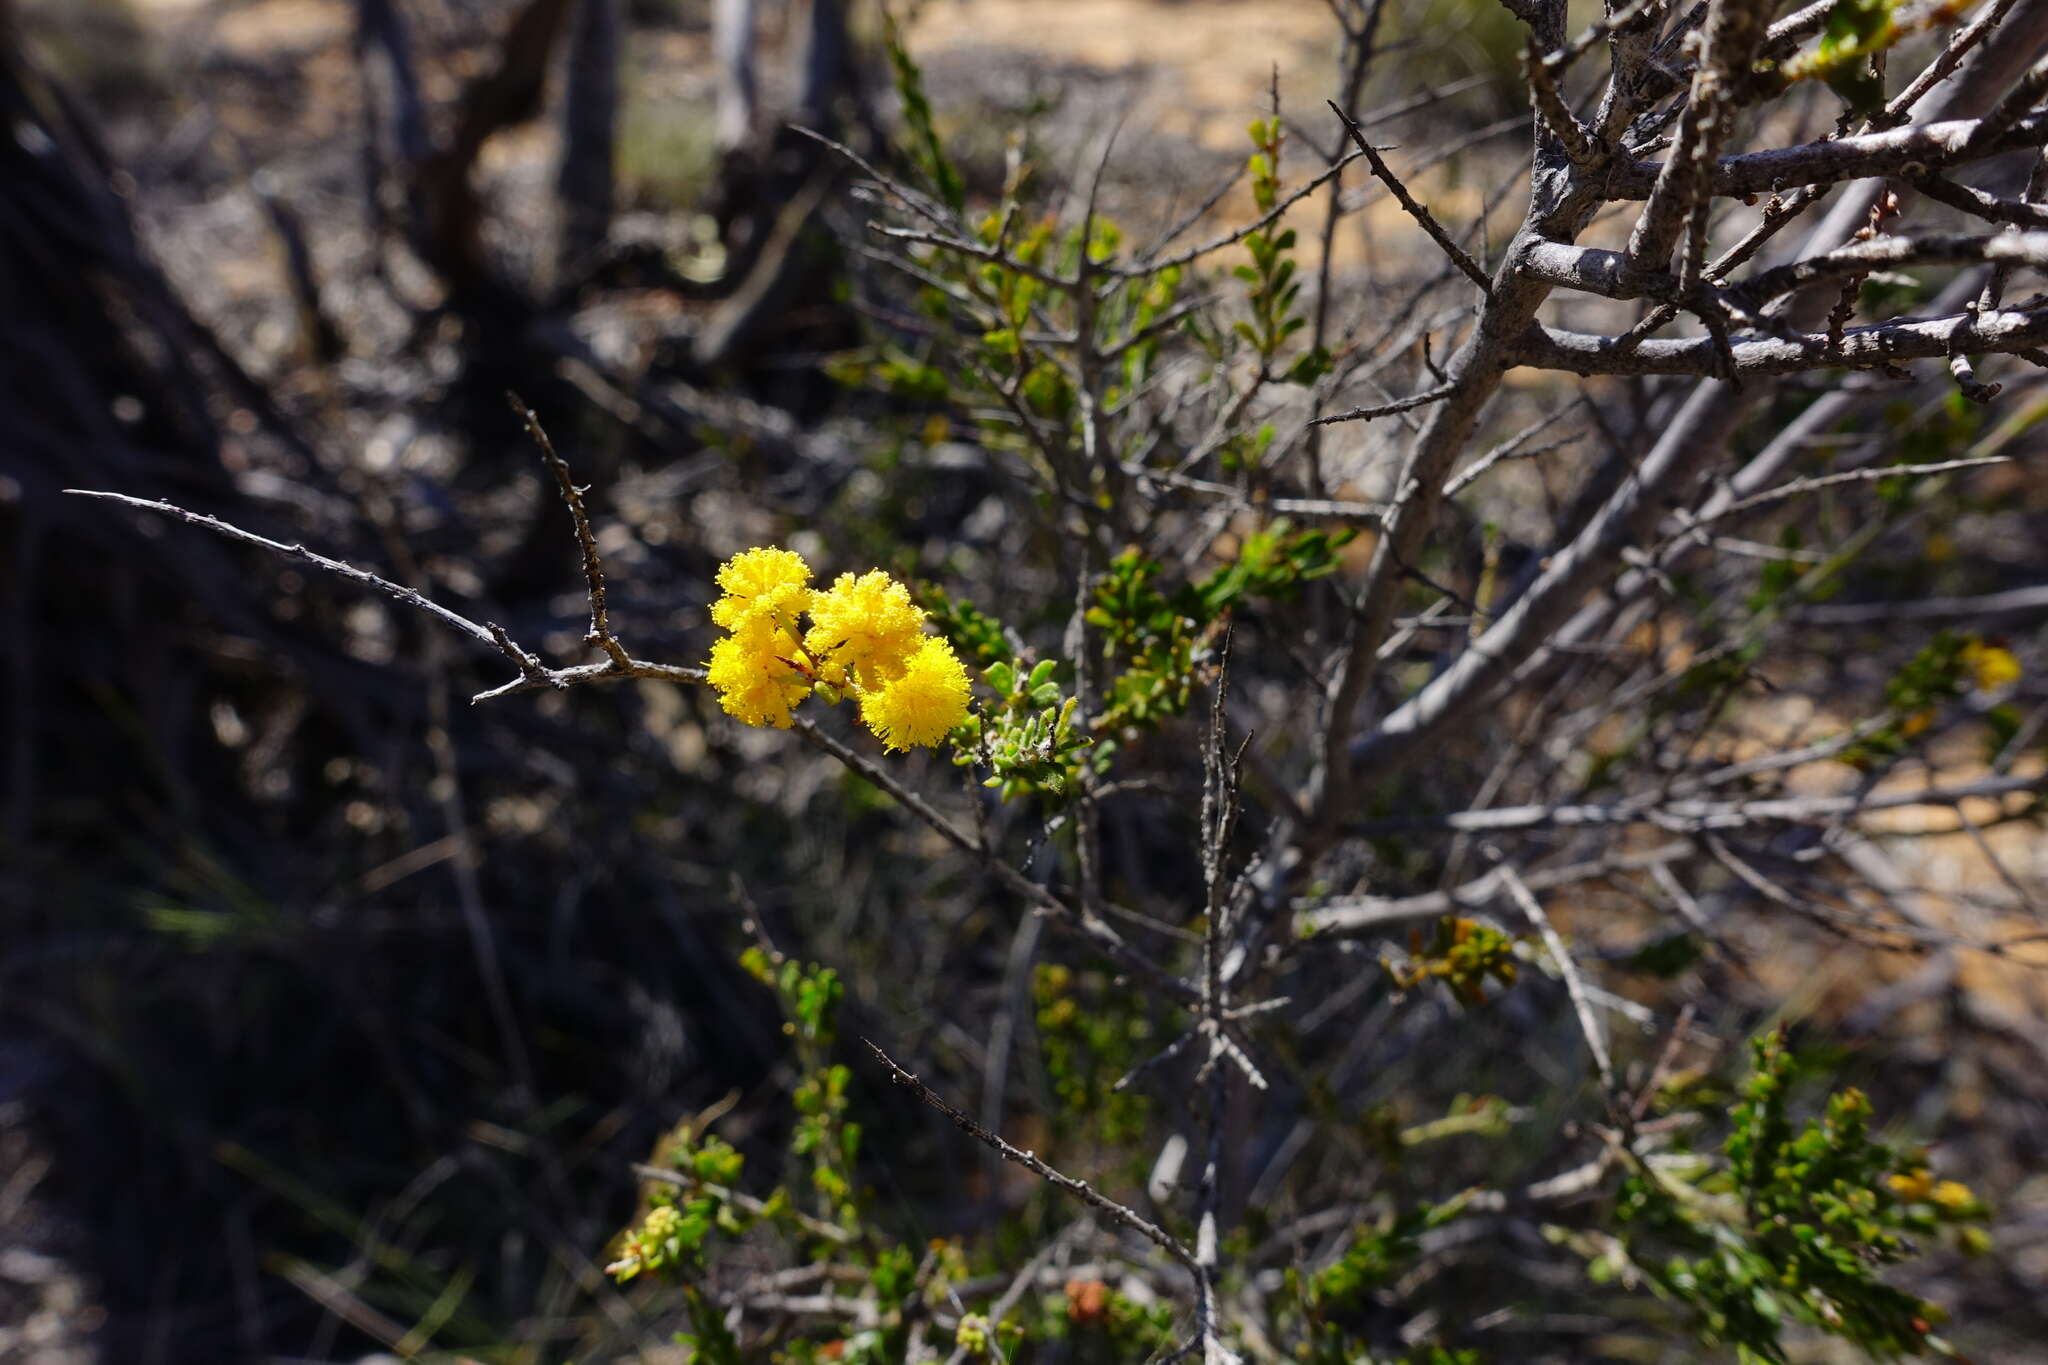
[1346,773,2046,835]
[510,394,632,669]
[1295,842,1691,939]
[1497,859,1616,1096]
[1792,583,2048,626]
[1726,232,2048,309]
[1309,381,1458,427]
[1515,303,2048,375]
[63,489,703,702]
[1606,111,2048,200]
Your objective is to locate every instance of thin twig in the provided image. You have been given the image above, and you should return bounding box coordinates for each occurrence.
[1494,858,1618,1098]
[863,1039,1199,1272]
[1326,101,1492,292]
[509,392,630,667]
[1308,381,1458,427]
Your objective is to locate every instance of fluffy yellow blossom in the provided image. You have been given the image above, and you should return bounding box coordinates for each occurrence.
[702,548,976,748]
[804,570,927,689]
[1929,1180,1977,1213]
[711,546,813,630]
[1887,1168,1934,1201]
[707,616,809,728]
[1962,640,2021,692]
[860,635,971,751]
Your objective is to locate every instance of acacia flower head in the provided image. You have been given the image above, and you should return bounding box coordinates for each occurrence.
[711,546,814,630]
[859,634,972,751]
[707,615,809,728]
[703,547,973,749]
[804,569,926,689]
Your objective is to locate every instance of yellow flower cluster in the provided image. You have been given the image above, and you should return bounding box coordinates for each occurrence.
[1885,1167,1976,1212]
[1961,639,2021,692]
[704,547,971,750]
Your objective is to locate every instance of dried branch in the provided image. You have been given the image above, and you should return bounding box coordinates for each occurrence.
[1910,174,2048,229]
[1792,583,2048,625]
[1496,858,1617,1096]
[1308,381,1459,427]
[1727,231,2048,310]
[1622,0,1774,279]
[1327,101,1493,292]
[1523,38,1598,165]
[509,394,631,669]
[1606,110,2048,200]
[1517,302,2048,375]
[59,489,632,701]
[1346,772,2046,835]
[863,1039,1200,1272]
[1295,842,1691,939]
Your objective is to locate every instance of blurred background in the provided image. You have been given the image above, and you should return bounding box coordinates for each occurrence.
[1,1,2044,1362]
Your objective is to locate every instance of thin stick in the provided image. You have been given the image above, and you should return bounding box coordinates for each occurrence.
[66,490,706,704]
[1495,859,1617,1097]
[1308,381,1458,427]
[1327,101,1492,292]
[863,1039,1199,1272]
[65,489,508,653]
[509,392,630,667]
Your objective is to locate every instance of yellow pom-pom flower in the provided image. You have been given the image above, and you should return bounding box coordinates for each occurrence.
[707,616,809,728]
[1887,1168,1935,1202]
[859,634,972,751]
[1929,1180,1977,1213]
[701,548,976,748]
[804,569,927,689]
[711,546,813,630]
[1962,640,2021,692]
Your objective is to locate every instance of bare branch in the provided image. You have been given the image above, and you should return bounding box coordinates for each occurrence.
[1792,583,2048,626]
[1295,843,1691,939]
[1517,302,2048,375]
[58,489,682,703]
[1308,381,1459,427]
[864,1039,1200,1273]
[1911,174,2048,229]
[1523,38,1598,165]
[1606,110,2048,200]
[1496,858,1617,1097]
[1622,0,1775,278]
[1726,231,2048,310]
[508,394,632,669]
[1327,101,1493,293]
[1345,772,2047,835]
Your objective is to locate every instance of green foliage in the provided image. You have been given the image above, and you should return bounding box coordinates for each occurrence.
[1233,117,1325,388]
[883,11,965,211]
[741,946,845,1046]
[958,656,1090,802]
[1836,630,2019,765]
[738,948,862,1228]
[1085,523,1353,732]
[1294,1190,1481,1350]
[1033,963,1157,1148]
[1615,1031,1988,1362]
[921,584,1018,667]
[606,1126,765,1283]
[1380,916,1520,1007]
[1811,0,1900,112]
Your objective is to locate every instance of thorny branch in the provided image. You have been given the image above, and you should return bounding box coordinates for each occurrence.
[862,1039,1200,1273]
